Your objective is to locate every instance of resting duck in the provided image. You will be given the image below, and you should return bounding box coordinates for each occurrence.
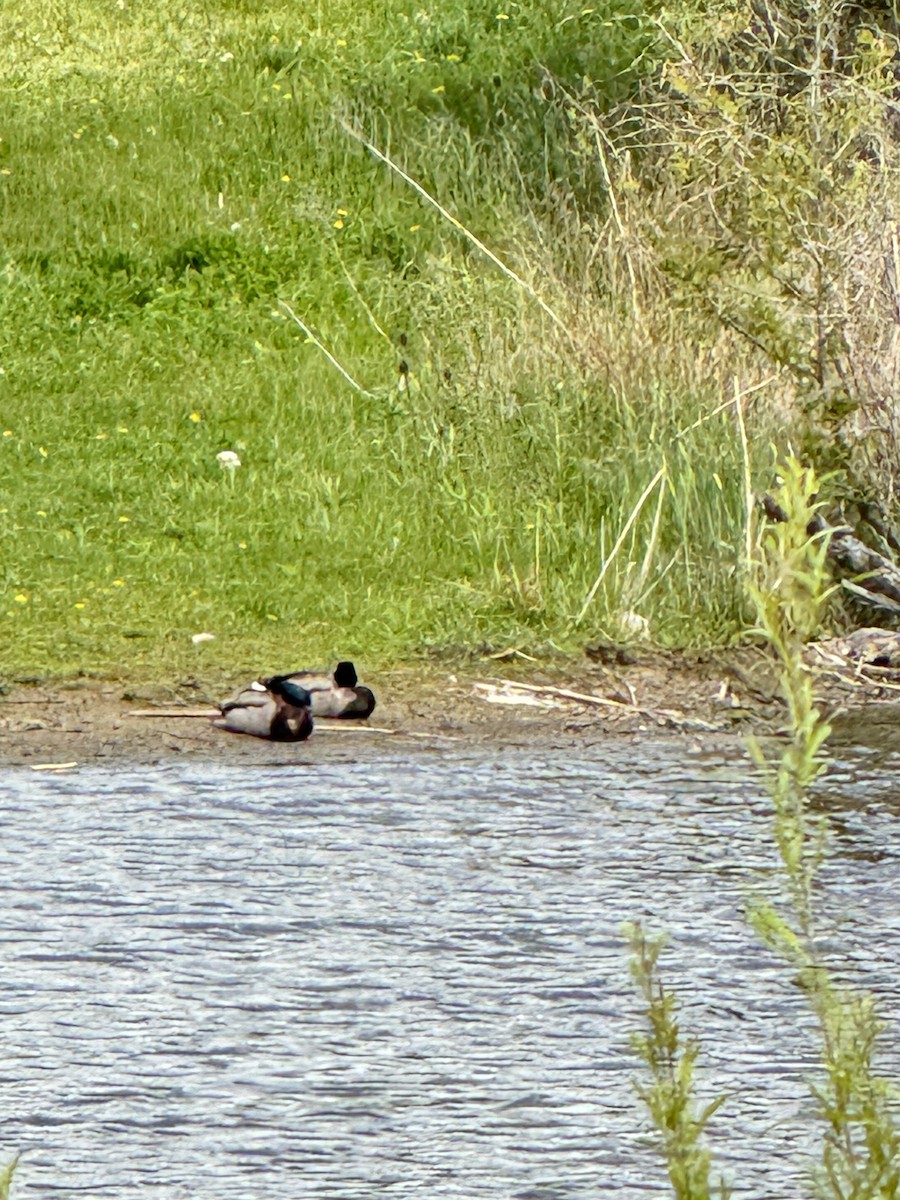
[213,675,314,741]
[250,660,376,719]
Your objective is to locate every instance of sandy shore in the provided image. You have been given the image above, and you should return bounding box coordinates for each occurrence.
[1,648,897,768]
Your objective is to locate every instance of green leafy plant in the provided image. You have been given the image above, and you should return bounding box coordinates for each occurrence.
[626,921,730,1200]
[748,456,900,1198]
[747,456,835,928]
[570,0,900,505]
[628,457,898,1198]
[0,1156,17,1199]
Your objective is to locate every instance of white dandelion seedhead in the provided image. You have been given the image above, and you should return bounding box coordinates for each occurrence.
[216,450,241,472]
[618,610,650,640]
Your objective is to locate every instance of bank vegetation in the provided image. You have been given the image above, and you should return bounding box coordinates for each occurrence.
[1,0,898,679]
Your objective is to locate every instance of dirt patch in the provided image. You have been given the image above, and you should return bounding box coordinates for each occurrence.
[0,648,896,768]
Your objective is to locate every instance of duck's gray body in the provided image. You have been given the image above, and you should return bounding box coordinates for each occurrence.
[214,677,313,741]
[257,661,376,719]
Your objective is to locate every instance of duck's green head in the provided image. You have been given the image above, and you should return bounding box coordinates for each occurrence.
[268,676,313,708]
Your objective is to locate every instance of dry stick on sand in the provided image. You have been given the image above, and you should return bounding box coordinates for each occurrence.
[805,647,900,694]
[126,711,459,741]
[475,679,719,731]
[338,119,576,349]
[474,680,639,711]
[312,723,459,740]
[128,708,221,718]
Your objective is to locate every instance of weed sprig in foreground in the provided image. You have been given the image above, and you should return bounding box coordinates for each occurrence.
[629,458,899,1198]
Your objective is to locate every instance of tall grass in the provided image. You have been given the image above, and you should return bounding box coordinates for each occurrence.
[0,1,770,679]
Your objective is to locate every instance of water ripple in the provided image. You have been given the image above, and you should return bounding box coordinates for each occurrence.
[0,739,896,1198]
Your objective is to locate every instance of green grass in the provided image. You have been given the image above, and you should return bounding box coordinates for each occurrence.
[0,1,763,681]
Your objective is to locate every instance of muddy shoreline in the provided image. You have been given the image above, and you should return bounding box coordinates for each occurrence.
[1,647,898,767]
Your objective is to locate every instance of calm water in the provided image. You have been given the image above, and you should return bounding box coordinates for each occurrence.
[0,737,898,1198]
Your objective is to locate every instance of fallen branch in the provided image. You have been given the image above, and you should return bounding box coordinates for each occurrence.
[762,495,900,612]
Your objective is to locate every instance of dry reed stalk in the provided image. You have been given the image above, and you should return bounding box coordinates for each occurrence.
[338,119,575,347]
[735,376,755,576]
[575,465,667,625]
[278,300,379,398]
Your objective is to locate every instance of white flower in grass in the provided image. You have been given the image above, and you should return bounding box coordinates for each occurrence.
[216,450,241,472]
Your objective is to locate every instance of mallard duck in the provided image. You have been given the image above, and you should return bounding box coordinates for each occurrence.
[247,660,376,719]
[213,675,314,741]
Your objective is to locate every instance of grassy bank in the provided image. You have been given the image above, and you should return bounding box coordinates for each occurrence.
[0,2,833,680]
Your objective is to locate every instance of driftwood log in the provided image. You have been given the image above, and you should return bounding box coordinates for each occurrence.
[762,495,900,615]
